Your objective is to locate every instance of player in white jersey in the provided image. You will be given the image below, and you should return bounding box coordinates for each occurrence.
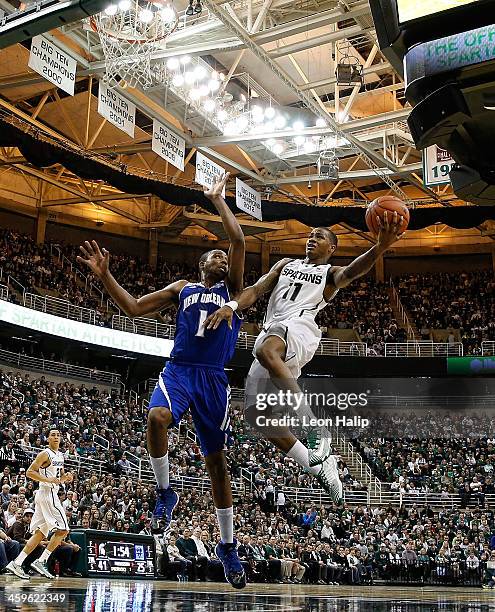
[204,214,405,502]
[6,428,73,580]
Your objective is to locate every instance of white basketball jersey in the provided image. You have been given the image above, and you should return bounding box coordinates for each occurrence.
[39,447,64,492]
[264,259,337,327]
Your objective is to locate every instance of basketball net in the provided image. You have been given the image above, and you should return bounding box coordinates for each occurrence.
[91,0,178,89]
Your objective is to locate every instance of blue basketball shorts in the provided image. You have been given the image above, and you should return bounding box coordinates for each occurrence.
[148,361,232,456]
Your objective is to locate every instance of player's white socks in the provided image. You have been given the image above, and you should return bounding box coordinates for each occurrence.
[39,548,52,563]
[216,506,234,544]
[150,453,170,490]
[287,440,319,476]
[15,550,28,565]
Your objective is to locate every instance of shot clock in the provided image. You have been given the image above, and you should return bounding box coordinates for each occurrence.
[71,529,156,578]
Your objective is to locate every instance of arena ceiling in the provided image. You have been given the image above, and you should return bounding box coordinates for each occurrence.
[0,0,494,254]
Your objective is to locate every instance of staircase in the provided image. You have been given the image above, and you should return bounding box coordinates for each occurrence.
[332,435,383,497]
[388,280,419,340]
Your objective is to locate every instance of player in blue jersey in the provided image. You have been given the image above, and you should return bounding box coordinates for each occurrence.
[77,173,247,588]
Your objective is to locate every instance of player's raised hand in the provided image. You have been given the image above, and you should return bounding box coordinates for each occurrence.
[203,305,235,330]
[77,240,110,278]
[376,211,406,249]
[204,172,230,200]
[61,472,74,484]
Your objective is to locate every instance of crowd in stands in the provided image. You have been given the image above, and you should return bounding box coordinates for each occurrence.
[1,458,495,586]
[1,370,495,586]
[397,272,495,354]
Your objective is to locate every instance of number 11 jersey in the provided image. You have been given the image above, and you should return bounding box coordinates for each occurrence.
[263,259,334,327]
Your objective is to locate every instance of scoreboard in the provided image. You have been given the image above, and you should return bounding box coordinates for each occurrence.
[71,529,156,578]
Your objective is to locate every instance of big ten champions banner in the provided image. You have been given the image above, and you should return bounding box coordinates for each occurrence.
[195,151,226,197]
[235,178,262,220]
[97,82,136,138]
[152,119,186,171]
[28,35,77,96]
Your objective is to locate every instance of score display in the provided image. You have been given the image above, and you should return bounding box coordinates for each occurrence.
[87,537,155,577]
[396,0,480,24]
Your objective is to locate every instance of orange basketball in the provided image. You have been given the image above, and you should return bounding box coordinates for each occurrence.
[365,196,410,236]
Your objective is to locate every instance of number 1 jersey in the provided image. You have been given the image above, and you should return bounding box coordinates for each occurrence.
[170,281,242,369]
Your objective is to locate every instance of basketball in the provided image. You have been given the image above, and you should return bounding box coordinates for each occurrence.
[365,196,410,236]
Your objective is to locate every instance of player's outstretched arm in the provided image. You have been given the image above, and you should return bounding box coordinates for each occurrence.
[204,172,245,294]
[204,258,291,330]
[77,240,187,318]
[330,211,405,289]
[26,451,60,484]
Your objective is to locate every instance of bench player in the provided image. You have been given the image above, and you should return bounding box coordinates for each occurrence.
[77,174,248,588]
[6,428,73,579]
[204,212,405,502]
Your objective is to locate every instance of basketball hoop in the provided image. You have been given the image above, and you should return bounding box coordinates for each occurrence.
[91,0,178,89]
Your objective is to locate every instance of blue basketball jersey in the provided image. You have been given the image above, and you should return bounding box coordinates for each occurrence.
[170,281,242,369]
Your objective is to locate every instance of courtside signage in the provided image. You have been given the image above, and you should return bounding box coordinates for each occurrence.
[28,35,77,96]
[195,151,226,197]
[152,119,186,171]
[448,356,495,375]
[235,178,262,220]
[98,82,136,137]
[422,145,455,187]
[0,300,173,357]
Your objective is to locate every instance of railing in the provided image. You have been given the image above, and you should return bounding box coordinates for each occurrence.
[50,245,105,306]
[389,279,415,340]
[482,341,495,356]
[0,283,8,301]
[112,315,175,339]
[315,339,367,356]
[384,341,463,357]
[0,348,122,385]
[24,292,97,324]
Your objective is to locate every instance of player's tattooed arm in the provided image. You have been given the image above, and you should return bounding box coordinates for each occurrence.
[27,451,61,484]
[204,258,291,330]
[329,211,405,289]
[77,240,187,317]
[203,172,245,294]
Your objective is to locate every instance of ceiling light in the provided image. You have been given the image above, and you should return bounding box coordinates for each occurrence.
[180,55,191,65]
[166,57,180,70]
[251,105,263,116]
[224,121,240,135]
[208,79,220,92]
[294,135,305,146]
[217,109,228,121]
[104,4,118,15]
[237,115,249,130]
[265,106,276,119]
[274,115,286,129]
[272,143,284,156]
[304,140,317,153]
[198,85,210,97]
[172,74,184,88]
[194,65,207,80]
[138,8,153,23]
[184,70,196,85]
[315,117,326,128]
[218,73,225,81]
[189,88,201,101]
[203,99,216,112]
[263,121,274,133]
[117,0,131,10]
[160,6,176,22]
[293,120,305,132]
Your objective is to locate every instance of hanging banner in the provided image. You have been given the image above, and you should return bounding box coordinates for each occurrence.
[235,177,262,220]
[422,145,455,187]
[152,119,186,171]
[97,82,136,137]
[28,35,77,96]
[195,151,226,197]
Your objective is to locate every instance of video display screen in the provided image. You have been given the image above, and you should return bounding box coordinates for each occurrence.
[397,0,480,23]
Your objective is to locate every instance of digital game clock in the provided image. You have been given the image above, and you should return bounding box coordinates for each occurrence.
[71,529,156,578]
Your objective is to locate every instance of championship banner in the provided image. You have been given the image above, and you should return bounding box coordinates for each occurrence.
[28,35,77,96]
[422,145,455,187]
[195,151,226,197]
[235,177,262,220]
[152,119,186,171]
[97,82,136,137]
